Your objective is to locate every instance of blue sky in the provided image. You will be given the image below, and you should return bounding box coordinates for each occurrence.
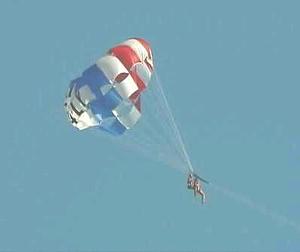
[0,0,299,250]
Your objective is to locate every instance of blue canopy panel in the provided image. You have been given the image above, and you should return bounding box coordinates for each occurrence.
[72,64,127,135]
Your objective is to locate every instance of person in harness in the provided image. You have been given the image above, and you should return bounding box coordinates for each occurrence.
[187,173,194,189]
[187,173,206,204]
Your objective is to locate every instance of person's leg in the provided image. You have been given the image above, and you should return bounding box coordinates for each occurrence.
[200,191,206,203]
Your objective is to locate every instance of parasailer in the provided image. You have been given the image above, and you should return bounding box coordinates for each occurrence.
[187,173,194,189]
[187,173,207,204]
[193,177,206,204]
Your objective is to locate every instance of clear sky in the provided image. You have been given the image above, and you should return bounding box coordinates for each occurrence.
[0,0,299,250]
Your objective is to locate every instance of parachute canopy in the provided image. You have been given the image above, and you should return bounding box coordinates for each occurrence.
[64,38,154,135]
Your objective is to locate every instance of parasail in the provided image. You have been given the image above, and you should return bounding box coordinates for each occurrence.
[64,38,154,135]
[64,38,208,201]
